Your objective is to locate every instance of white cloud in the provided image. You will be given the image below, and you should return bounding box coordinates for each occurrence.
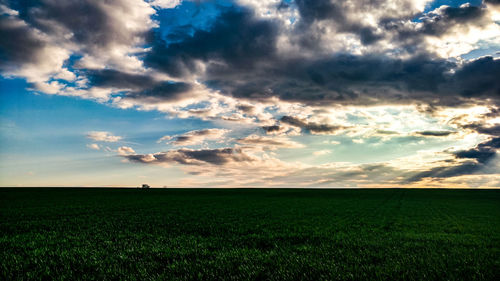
[237,134,304,149]
[86,131,122,142]
[313,150,332,156]
[323,140,341,145]
[149,0,182,9]
[118,146,136,155]
[158,128,230,146]
[157,135,173,143]
[0,4,19,16]
[86,143,100,150]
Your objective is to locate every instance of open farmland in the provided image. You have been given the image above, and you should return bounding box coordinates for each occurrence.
[1,188,499,280]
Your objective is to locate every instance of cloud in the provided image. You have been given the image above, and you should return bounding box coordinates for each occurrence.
[125,82,195,103]
[149,0,182,9]
[140,2,500,108]
[86,69,158,90]
[486,0,500,5]
[86,69,196,103]
[407,137,500,182]
[86,143,100,150]
[157,135,173,143]
[0,0,156,97]
[86,131,122,142]
[451,56,500,99]
[374,130,400,136]
[294,0,385,45]
[206,53,500,107]
[236,134,304,149]
[313,149,331,156]
[323,140,341,145]
[158,128,229,146]
[455,137,500,163]
[260,124,301,136]
[123,147,257,166]
[280,116,347,134]
[414,130,455,137]
[121,144,306,187]
[144,6,279,78]
[0,13,70,83]
[3,0,499,110]
[401,108,500,183]
[1,0,500,188]
[464,124,500,136]
[117,146,135,156]
[13,0,156,69]
[120,130,498,187]
[236,104,256,114]
[384,4,489,40]
[261,125,282,134]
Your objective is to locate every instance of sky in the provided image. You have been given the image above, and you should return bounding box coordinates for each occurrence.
[0,0,499,188]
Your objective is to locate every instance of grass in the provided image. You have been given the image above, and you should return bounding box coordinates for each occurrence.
[0,188,499,280]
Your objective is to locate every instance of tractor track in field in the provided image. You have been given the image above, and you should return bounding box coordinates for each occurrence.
[369,189,407,232]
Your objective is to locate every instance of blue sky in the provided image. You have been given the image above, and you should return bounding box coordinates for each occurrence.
[1,0,499,187]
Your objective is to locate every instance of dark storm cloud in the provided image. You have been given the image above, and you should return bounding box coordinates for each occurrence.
[383,4,487,42]
[3,0,150,52]
[414,130,455,137]
[454,148,496,164]
[485,0,500,5]
[138,1,497,107]
[422,5,486,34]
[464,123,500,136]
[173,136,192,144]
[144,6,279,78]
[261,125,281,134]
[408,116,500,182]
[407,137,500,182]
[455,108,500,140]
[438,4,485,22]
[451,56,500,98]
[0,0,156,91]
[2,0,498,109]
[406,162,484,181]
[206,54,449,104]
[280,116,346,134]
[206,54,500,106]
[123,148,255,166]
[295,0,344,22]
[0,15,45,71]
[87,70,157,90]
[236,104,255,113]
[85,69,194,102]
[294,0,382,45]
[407,109,500,182]
[484,107,500,118]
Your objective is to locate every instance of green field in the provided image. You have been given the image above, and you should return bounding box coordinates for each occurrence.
[1,188,499,280]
